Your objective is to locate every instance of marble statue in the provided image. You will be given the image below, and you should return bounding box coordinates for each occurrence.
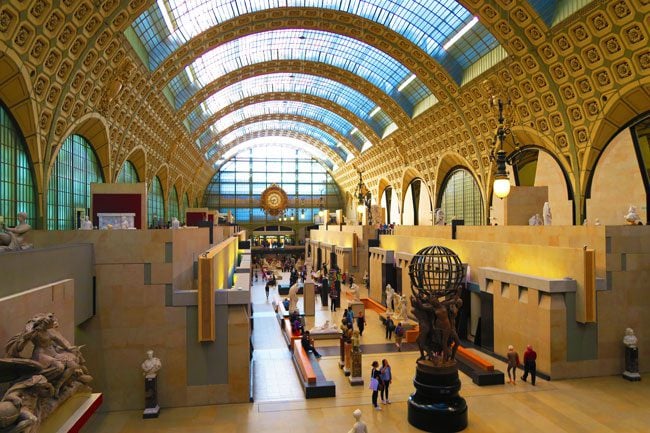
[171,217,180,229]
[583,219,589,226]
[394,294,408,321]
[311,320,340,334]
[625,206,642,225]
[0,212,32,251]
[80,216,93,230]
[623,328,638,348]
[288,283,299,313]
[349,283,361,302]
[528,214,542,226]
[385,284,395,313]
[434,208,445,225]
[347,409,368,433]
[0,313,93,432]
[120,216,130,229]
[351,330,360,352]
[141,350,162,379]
[594,218,601,226]
[543,202,552,226]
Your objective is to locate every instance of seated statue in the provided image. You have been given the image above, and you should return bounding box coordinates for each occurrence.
[311,320,340,334]
[434,208,445,225]
[171,217,180,229]
[0,212,32,251]
[80,216,93,230]
[625,206,642,225]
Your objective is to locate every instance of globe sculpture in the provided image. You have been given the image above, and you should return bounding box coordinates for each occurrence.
[407,246,467,433]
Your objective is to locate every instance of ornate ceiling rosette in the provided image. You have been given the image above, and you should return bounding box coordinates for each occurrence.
[260,184,289,216]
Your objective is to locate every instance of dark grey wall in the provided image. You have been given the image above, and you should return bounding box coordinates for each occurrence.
[185,305,229,385]
[0,244,94,324]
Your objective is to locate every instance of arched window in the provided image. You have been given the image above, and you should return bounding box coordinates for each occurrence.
[148,176,164,228]
[47,134,103,230]
[0,104,36,227]
[168,185,179,221]
[116,160,139,183]
[403,179,431,225]
[439,168,483,226]
[204,145,342,224]
[182,192,189,221]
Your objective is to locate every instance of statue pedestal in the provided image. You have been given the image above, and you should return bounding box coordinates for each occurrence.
[338,336,346,368]
[349,351,364,386]
[143,377,160,419]
[623,346,641,381]
[408,361,467,432]
[348,301,365,318]
[343,342,352,376]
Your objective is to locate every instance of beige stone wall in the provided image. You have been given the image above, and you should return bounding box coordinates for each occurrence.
[533,152,574,226]
[586,129,647,225]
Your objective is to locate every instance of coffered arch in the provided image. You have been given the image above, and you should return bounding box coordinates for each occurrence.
[210,130,346,168]
[203,114,359,161]
[191,94,380,148]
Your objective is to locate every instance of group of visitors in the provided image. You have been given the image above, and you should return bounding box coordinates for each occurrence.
[369,359,392,410]
[506,344,538,385]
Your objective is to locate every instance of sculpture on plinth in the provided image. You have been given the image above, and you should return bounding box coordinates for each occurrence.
[543,202,552,226]
[622,328,640,381]
[288,283,299,313]
[171,217,180,229]
[434,208,445,226]
[393,294,409,322]
[385,284,395,313]
[624,206,642,225]
[0,313,93,432]
[407,246,467,432]
[142,350,162,418]
[528,214,542,226]
[80,216,93,230]
[0,212,33,252]
[347,409,368,433]
[349,282,361,302]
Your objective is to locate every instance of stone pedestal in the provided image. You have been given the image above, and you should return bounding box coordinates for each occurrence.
[338,336,346,368]
[623,346,641,381]
[143,377,160,418]
[408,361,467,432]
[343,342,352,376]
[349,301,365,318]
[349,351,364,386]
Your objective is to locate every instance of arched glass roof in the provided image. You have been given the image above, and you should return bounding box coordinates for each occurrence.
[186,73,393,137]
[205,120,348,161]
[131,0,500,83]
[195,100,369,151]
[214,137,335,170]
[167,29,431,115]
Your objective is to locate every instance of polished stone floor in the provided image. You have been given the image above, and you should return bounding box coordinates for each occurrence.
[83,278,650,433]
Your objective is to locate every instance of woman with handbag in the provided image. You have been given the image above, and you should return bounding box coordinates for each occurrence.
[369,360,383,410]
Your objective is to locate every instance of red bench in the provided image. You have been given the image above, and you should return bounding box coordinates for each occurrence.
[293,340,317,384]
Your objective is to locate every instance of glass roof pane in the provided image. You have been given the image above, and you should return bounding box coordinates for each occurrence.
[130,0,501,83]
[167,29,431,114]
[204,120,348,161]
[195,101,368,150]
[185,73,390,137]
[215,137,334,170]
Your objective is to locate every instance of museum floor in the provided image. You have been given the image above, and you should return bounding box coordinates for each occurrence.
[82,279,650,433]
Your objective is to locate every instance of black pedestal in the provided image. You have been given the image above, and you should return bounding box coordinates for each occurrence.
[623,346,641,381]
[408,361,468,432]
[143,377,160,418]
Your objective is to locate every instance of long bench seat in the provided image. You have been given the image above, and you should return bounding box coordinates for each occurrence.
[455,345,504,386]
[291,340,336,398]
[282,318,302,350]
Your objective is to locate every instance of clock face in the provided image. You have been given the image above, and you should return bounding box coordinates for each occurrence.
[260,185,288,216]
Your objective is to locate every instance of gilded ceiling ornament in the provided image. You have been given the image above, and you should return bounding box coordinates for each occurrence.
[260,184,289,216]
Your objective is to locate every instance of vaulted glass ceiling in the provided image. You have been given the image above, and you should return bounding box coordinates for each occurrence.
[204,120,348,162]
[195,101,370,151]
[186,73,393,139]
[168,29,432,115]
[132,0,499,84]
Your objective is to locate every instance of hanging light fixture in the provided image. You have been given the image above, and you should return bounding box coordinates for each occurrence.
[490,95,518,199]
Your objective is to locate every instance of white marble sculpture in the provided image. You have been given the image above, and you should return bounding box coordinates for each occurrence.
[171,217,180,229]
[347,409,368,433]
[349,283,361,302]
[394,293,408,321]
[624,206,642,225]
[434,208,445,225]
[0,212,32,251]
[120,216,130,229]
[80,216,93,230]
[385,284,395,313]
[543,202,552,226]
[594,218,601,226]
[528,214,542,226]
[311,320,340,334]
[288,283,299,313]
[623,328,638,348]
[141,350,162,379]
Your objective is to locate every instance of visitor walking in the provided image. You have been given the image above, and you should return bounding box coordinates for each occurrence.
[265,282,270,300]
[394,322,404,351]
[330,288,338,312]
[380,359,392,404]
[385,316,395,340]
[506,345,520,384]
[357,311,366,336]
[521,345,537,385]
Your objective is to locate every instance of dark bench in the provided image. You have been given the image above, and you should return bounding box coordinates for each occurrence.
[455,345,504,386]
[291,340,336,398]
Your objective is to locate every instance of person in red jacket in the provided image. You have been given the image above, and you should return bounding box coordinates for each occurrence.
[521,345,537,385]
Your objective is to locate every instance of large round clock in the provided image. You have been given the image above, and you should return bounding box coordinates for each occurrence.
[260,184,288,216]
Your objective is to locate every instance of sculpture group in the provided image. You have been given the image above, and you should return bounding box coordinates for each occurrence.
[0,313,92,433]
[0,212,32,252]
